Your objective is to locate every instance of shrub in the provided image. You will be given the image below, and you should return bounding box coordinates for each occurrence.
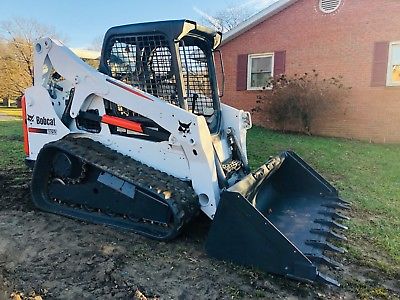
[255,70,351,134]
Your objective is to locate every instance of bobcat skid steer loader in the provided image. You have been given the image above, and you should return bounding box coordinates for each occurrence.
[22,20,349,285]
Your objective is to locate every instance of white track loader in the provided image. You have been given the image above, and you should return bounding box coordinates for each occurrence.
[22,20,349,285]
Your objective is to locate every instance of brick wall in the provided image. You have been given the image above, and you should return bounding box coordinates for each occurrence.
[218,0,400,143]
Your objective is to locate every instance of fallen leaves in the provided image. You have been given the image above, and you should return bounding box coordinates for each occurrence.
[134,289,147,300]
[134,289,159,300]
[10,291,43,300]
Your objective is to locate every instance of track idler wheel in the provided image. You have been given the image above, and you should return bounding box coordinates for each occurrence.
[52,152,83,179]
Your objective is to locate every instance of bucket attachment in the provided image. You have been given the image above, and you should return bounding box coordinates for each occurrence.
[206,151,349,286]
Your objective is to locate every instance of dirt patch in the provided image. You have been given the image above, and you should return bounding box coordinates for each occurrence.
[0,114,20,122]
[0,168,399,299]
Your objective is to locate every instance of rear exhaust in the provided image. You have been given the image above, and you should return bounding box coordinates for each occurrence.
[206,151,349,286]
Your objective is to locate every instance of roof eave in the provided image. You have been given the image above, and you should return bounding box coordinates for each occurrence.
[71,48,101,60]
[220,0,298,46]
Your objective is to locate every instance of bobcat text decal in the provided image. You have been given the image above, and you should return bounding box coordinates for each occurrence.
[27,114,57,135]
[35,116,56,126]
[26,114,56,126]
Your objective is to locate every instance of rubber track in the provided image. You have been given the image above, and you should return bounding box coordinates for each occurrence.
[42,135,199,240]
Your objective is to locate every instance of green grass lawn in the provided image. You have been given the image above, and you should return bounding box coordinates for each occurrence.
[0,120,399,274]
[0,107,22,118]
[0,121,24,169]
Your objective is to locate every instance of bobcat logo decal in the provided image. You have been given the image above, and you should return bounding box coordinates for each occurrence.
[178,121,191,135]
[27,114,34,123]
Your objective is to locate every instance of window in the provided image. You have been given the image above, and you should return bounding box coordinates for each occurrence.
[179,44,214,115]
[319,0,341,14]
[387,42,400,86]
[109,41,137,78]
[107,34,179,106]
[247,53,274,90]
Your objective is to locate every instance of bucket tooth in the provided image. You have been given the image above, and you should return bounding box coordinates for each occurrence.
[310,228,347,241]
[336,197,351,206]
[305,240,347,254]
[323,202,351,210]
[316,272,340,287]
[332,211,350,220]
[319,210,350,220]
[315,219,348,230]
[305,253,343,269]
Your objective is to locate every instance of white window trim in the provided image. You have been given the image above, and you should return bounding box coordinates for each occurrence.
[386,41,400,87]
[247,53,274,90]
